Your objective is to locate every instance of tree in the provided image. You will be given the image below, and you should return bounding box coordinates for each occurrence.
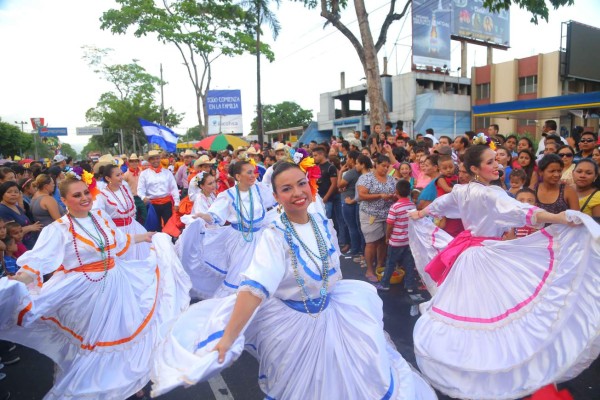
[180,125,203,142]
[241,0,281,148]
[83,48,183,154]
[0,119,34,158]
[250,101,313,135]
[100,0,275,136]
[298,0,574,129]
[483,0,574,23]
[59,143,78,159]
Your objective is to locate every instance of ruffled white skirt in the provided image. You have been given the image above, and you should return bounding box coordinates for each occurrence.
[151,280,437,399]
[410,217,600,399]
[0,233,191,400]
[175,219,224,299]
[117,218,152,261]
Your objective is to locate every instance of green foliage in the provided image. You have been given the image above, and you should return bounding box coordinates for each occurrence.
[82,48,183,154]
[250,101,313,135]
[0,119,34,158]
[59,143,78,159]
[482,0,574,24]
[180,125,203,142]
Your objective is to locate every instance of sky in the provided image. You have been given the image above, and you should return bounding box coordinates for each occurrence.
[1,0,600,153]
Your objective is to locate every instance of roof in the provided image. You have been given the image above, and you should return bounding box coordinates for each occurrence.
[472,91,600,120]
[297,122,331,144]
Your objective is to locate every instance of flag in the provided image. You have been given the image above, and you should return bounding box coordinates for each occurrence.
[138,118,180,153]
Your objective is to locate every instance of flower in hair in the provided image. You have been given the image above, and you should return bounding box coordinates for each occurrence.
[290,147,320,200]
[65,170,82,180]
[473,132,496,151]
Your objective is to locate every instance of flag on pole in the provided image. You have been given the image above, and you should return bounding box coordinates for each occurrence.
[138,118,180,153]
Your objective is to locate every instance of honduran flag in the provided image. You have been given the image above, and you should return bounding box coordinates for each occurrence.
[138,118,180,153]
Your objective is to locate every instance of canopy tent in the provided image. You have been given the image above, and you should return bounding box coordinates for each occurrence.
[472,91,600,120]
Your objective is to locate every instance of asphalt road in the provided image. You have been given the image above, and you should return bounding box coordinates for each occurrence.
[1,255,598,399]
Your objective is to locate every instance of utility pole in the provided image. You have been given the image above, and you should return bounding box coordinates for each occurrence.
[120,129,125,155]
[256,2,264,149]
[160,63,165,126]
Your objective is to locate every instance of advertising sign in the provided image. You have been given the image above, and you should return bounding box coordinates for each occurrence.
[39,128,68,137]
[452,0,510,47]
[206,89,243,135]
[206,90,242,116]
[76,127,103,136]
[412,0,452,68]
[207,115,243,135]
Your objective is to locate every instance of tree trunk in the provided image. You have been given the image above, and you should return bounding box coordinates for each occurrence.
[256,1,264,147]
[354,0,386,127]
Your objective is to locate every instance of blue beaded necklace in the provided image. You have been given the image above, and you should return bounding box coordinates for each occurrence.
[235,185,254,242]
[281,212,329,318]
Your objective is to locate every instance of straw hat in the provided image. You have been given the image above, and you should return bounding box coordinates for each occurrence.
[246,147,259,155]
[93,153,122,174]
[147,150,161,158]
[194,155,216,167]
[274,143,287,152]
[128,153,139,160]
[182,149,198,158]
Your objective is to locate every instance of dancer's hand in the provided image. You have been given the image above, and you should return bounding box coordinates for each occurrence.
[134,232,155,243]
[408,210,420,220]
[213,335,234,363]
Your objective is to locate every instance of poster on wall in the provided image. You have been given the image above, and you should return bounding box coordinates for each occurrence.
[412,0,452,68]
[206,89,243,135]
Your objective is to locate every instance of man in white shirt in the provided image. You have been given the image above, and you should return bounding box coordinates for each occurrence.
[174,149,197,197]
[138,150,180,231]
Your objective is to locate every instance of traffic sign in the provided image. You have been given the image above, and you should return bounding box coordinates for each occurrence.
[39,127,68,137]
[76,127,103,136]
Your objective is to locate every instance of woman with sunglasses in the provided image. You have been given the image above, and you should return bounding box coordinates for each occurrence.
[557,145,576,186]
[574,132,597,162]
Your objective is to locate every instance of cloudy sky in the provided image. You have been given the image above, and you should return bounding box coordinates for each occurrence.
[1,0,599,152]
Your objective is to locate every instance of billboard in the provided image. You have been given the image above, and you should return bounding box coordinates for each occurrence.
[412,0,452,68]
[565,21,600,82]
[412,0,510,68]
[452,0,510,47]
[206,89,243,135]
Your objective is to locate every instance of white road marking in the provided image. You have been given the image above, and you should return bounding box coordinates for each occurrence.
[208,373,235,400]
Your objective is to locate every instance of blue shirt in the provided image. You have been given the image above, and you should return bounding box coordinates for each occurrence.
[3,255,18,274]
[417,179,438,204]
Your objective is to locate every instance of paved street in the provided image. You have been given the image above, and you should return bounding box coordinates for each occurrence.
[1,255,598,399]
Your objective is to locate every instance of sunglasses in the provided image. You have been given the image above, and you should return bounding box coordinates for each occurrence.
[558,153,574,158]
[580,139,595,143]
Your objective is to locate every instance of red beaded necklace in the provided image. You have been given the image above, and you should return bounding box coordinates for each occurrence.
[107,185,134,216]
[66,212,111,285]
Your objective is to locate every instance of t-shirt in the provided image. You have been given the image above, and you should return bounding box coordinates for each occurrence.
[341,169,360,201]
[3,255,18,274]
[579,190,600,216]
[317,161,338,200]
[386,199,414,247]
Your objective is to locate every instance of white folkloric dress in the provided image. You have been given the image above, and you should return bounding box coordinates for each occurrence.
[94,185,150,260]
[176,191,220,299]
[151,212,438,400]
[0,209,191,400]
[408,182,600,400]
[198,182,278,298]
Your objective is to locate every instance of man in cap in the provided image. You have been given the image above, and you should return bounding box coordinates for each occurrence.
[53,154,67,170]
[122,153,146,223]
[175,149,198,197]
[137,150,180,231]
[120,154,129,173]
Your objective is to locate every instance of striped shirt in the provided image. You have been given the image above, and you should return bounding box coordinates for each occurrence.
[386,198,415,247]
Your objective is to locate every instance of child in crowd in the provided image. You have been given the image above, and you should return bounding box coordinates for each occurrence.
[507,168,528,197]
[504,188,539,239]
[2,237,19,275]
[434,155,464,237]
[378,180,419,292]
[398,162,415,189]
[5,222,27,258]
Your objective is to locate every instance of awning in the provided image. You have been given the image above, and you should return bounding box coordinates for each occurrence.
[472,91,600,120]
[297,122,331,145]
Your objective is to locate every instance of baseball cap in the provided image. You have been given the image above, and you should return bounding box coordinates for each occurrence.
[53,154,66,163]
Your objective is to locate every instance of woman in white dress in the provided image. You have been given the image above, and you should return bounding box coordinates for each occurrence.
[176,171,220,299]
[408,142,600,399]
[150,162,437,399]
[0,175,191,400]
[93,164,150,260]
[194,160,277,298]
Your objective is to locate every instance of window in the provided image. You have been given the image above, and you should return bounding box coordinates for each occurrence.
[476,83,490,99]
[518,119,537,126]
[476,117,491,130]
[519,76,538,94]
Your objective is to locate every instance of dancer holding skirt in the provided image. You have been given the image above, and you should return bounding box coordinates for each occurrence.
[151,162,437,400]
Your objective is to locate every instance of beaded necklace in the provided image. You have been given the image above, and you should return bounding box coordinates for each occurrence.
[67,212,111,290]
[235,185,254,242]
[281,212,329,319]
[107,186,134,215]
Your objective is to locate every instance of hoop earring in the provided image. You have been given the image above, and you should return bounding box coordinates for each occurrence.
[475,174,480,181]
